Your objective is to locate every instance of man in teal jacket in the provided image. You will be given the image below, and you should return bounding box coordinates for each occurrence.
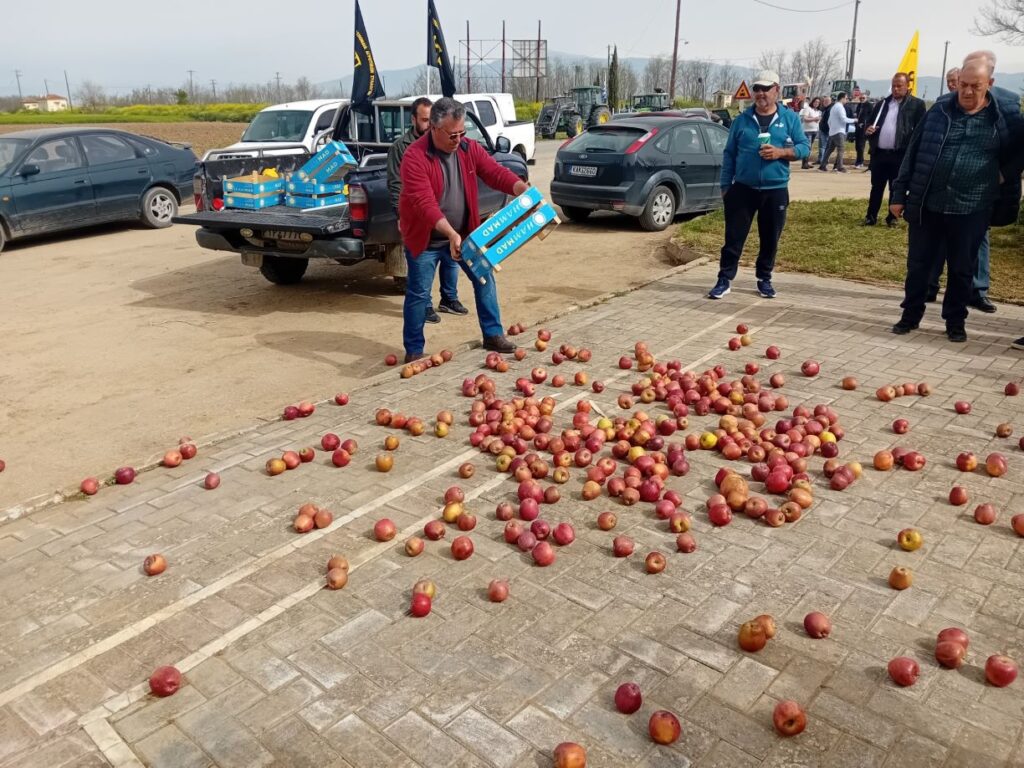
[709,70,810,300]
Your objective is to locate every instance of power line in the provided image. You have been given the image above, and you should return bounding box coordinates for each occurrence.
[751,0,853,12]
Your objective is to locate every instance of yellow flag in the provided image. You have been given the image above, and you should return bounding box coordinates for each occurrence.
[897,31,920,96]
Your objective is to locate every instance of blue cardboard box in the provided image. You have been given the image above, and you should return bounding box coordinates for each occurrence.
[286,178,348,195]
[296,141,357,183]
[223,173,284,195]
[461,189,560,284]
[224,191,285,210]
[285,193,348,209]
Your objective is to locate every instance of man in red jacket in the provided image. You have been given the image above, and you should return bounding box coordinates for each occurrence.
[399,97,529,362]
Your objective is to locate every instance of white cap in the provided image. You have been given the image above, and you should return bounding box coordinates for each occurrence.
[752,70,780,87]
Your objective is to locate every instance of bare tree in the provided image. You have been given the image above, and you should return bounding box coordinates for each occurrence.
[792,37,842,95]
[975,0,1024,43]
[714,61,738,94]
[0,95,23,112]
[294,76,319,100]
[75,80,107,110]
[643,56,671,93]
[756,49,789,84]
[619,61,640,103]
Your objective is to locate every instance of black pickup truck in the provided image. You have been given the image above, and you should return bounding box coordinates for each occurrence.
[173,100,528,286]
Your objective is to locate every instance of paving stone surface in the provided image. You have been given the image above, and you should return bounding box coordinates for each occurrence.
[1,262,1023,767]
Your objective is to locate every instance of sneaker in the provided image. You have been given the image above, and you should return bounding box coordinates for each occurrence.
[757,279,776,299]
[854,163,864,169]
[708,278,731,300]
[891,320,918,335]
[425,306,441,324]
[818,167,828,172]
[834,168,848,173]
[861,217,877,226]
[1012,337,1024,350]
[947,327,967,343]
[438,299,469,315]
[483,335,516,353]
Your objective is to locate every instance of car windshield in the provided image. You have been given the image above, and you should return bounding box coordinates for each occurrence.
[567,127,645,153]
[240,110,314,143]
[0,138,31,173]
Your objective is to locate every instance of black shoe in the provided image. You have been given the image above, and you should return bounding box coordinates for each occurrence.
[1012,337,1024,351]
[483,335,516,353]
[885,217,898,228]
[404,353,424,364]
[892,320,918,335]
[947,328,967,343]
[438,299,469,315]
[425,306,441,324]
[925,291,938,303]
[861,217,877,226]
[968,296,996,314]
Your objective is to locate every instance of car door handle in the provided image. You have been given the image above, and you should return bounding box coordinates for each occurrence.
[74,179,87,184]
[138,169,149,175]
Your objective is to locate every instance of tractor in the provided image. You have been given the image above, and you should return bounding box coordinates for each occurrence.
[631,91,671,112]
[535,86,612,139]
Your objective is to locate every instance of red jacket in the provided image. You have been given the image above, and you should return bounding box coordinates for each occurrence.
[398,133,521,257]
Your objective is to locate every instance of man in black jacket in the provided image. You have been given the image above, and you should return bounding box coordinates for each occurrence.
[861,74,925,226]
[387,96,468,324]
[890,59,1024,343]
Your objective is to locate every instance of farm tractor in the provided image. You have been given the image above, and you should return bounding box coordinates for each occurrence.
[631,90,671,112]
[535,86,612,139]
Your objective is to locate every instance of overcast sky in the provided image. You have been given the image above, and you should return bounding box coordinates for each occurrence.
[3,0,1021,96]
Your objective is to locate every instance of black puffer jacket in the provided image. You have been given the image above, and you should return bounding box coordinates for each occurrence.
[866,94,925,152]
[892,89,1024,227]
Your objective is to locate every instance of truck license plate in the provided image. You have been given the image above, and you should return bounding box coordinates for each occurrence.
[261,230,304,241]
[569,165,597,177]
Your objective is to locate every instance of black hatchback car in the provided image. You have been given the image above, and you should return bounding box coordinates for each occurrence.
[550,116,729,231]
[0,127,196,252]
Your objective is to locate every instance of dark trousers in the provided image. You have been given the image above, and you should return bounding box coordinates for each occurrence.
[900,209,990,330]
[866,149,903,222]
[854,128,867,165]
[717,183,789,282]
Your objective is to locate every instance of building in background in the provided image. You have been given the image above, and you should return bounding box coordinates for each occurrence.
[21,94,70,112]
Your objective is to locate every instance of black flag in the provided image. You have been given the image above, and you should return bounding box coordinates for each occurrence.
[426,0,457,97]
[351,0,384,112]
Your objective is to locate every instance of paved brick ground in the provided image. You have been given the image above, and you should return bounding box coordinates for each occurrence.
[1,262,1023,768]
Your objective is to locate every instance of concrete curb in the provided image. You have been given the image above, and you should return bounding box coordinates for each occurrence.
[1,255,711,523]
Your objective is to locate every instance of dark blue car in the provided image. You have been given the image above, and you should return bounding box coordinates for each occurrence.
[0,127,196,252]
[551,116,728,232]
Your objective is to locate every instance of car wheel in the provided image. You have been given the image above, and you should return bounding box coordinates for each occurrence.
[0,223,6,254]
[259,256,309,285]
[140,187,177,228]
[639,185,676,232]
[561,206,591,223]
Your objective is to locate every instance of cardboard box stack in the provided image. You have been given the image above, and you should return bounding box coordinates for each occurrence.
[461,187,560,284]
[285,141,357,210]
[223,172,285,210]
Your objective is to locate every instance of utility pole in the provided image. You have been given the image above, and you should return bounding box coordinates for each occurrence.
[847,0,861,79]
[669,0,681,100]
[940,40,951,91]
[64,70,73,108]
[466,20,471,92]
[535,20,542,102]
[187,69,195,101]
[210,79,217,101]
[501,20,506,93]
[44,78,50,96]
[14,69,23,100]
[274,71,282,101]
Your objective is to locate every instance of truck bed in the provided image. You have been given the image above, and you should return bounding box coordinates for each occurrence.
[173,205,351,236]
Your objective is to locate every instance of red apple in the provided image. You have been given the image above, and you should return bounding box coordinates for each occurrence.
[956,452,978,472]
[281,450,301,470]
[81,477,100,495]
[985,452,1008,478]
[552,522,575,546]
[373,518,397,542]
[645,551,667,574]
[331,449,351,468]
[974,503,997,525]
[149,666,182,697]
[803,611,831,639]
[321,433,341,451]
[532,541,556,566]
[614,682,643,714]
[801,360,820,377]
[985,655,1018,687]
[410,593,432,618]
[772,700,807,736]
[648,710,681,745]
[488,579,510,602]
[162,450,183,468]
[887,657,920,687]
[143,553,167,576]
[424,519,446,540]
[949,486,969,506]
[935,640,967,669]
[597,511,617,531]
[552,743,587,768]
[1005,382,1021,396]
[738,620,768,652]
[954,400,972,414]
[676,532,697,552]
[892,419,910,435]
[179,442,197,460]
[334,392,349,405]
[612,536,635,557]
[405,537,425,557]
[937,627,969,650]
[114,466,136,485]
[451,535,474,560]
[766,345,781,359]
[1012,514,1024,537]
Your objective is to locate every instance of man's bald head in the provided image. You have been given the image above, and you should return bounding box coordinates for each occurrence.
[963,50,996,76]
[946,67,960,93]
[956,58,994,114]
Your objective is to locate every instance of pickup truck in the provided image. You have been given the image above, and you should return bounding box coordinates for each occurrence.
[173,100,529,287]
[204,99,346,159]
[400,93,536,164]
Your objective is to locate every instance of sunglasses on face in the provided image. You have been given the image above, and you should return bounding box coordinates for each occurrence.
[752,85,775,93]
[439,129,466,141]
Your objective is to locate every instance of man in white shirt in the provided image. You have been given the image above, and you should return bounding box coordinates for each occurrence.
[819,92,857,172]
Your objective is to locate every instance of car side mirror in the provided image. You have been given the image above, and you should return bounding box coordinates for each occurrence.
[312,130,332,152]
[19,163,40,177]
[494,136,511,154]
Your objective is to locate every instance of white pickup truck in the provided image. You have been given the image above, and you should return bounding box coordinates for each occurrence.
[400,92,536,164]
[203,99,347,160]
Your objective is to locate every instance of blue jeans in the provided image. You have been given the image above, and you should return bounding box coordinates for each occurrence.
[434,249,460,307]
[403,244,504,355]
[817,132,829,164]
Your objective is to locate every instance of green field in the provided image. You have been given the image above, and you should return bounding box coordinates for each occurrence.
[0,104,268,124]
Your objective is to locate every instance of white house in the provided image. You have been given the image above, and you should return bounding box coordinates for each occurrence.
[21,94,70,112]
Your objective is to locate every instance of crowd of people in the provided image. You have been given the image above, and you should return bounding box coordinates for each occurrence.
[711,50,1024,349]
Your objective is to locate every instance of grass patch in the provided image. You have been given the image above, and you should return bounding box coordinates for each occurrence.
[675,198,1024,304]
[0,104,267,124]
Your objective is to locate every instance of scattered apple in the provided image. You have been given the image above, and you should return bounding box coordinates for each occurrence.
[888,566,913,590]
[81,477,100,495]
[648,710,681,745]
[897,528,923,551]
[645,551,667,574]
[738,620,768,652]
[410,593,432,618]
[488,579,510,603]
[612,535,635,557]
[552,742,587,768]
[985,655,1018,687]
[888,657,920,687]
[373,518,397,542]
[772,700,807,737]
[614,682,643,714]
[326,568,348,589]
[149,666,182,697]
[803,611,832,639]
[451,535,474,561]
[143,554,167,576]
[948,486,969,506]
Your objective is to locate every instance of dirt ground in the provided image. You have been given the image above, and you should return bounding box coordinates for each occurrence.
[0,138,870,509]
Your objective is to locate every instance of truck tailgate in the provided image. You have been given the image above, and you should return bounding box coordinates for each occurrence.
[173,206,350,236]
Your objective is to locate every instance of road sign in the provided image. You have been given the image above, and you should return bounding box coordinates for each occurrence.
[733,80,751,100]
